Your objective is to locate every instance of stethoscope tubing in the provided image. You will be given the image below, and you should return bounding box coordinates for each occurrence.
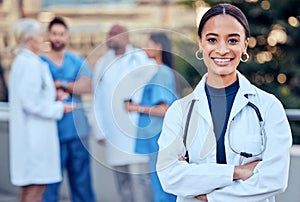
[227,101,267,158]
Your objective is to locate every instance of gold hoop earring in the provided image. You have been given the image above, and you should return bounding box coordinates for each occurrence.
[240,52,249,62]
[195,50,203,61]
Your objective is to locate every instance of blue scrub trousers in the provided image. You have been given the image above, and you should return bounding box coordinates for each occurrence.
[149,154,177,202]
[43,138,95,202]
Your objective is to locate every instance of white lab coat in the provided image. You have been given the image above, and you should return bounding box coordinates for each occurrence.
[157,71,292,202]
[93,45,157,166]
[9,49,64,186]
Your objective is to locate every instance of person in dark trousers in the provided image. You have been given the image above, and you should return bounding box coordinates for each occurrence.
[41,17,96,202]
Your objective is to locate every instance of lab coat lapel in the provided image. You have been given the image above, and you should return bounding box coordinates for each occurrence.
[230,72,257,120]
[193,74,212,124]
[190,76,216,159]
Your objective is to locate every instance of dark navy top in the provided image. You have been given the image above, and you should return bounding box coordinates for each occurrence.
[205,80,239,164]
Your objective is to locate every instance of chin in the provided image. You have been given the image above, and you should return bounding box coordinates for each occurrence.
[212,68,236,77]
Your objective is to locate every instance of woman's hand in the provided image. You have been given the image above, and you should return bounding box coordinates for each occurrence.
[63,104,74,113]
[124,101,139,112]
[234,160,260,181]
[178,154,187,162]
[195,194,208,201]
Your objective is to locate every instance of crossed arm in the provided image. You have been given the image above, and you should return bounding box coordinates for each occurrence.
[178,155,260,201]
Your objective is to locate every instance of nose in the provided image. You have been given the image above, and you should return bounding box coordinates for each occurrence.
[216,40,230,55]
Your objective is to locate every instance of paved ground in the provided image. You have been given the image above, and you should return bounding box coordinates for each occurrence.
[0,191,70,202]
[0,192,17,202]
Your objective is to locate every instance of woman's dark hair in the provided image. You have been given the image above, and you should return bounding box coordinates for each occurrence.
[149,32,174,69]
[48,17,68,31]
[198,3,250,39]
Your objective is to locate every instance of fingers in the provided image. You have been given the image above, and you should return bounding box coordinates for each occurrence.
[178,154,187,161]
[195,194,208,201]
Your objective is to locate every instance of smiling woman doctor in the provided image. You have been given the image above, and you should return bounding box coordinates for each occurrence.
[157,3,292,202]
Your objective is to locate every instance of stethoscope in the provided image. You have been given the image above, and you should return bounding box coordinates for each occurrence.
[227,97,267,158]
[184,96,267,163]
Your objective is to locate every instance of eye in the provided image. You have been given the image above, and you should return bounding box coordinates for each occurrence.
[228,38,239,44]
[207,37,217,44]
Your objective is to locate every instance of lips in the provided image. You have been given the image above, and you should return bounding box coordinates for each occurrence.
[212,58,233,66]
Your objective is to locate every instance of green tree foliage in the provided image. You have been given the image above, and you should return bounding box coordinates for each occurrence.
[177,0,300,143]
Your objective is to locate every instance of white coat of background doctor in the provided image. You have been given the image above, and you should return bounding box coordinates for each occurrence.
[9,18,72,201]
[92,24,157,202]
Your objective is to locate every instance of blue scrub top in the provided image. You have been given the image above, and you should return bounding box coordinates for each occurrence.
[135,64,177,154]
[41,52,91,142]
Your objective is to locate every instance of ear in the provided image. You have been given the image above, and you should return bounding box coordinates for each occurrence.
[155,42,162,51]
[197,37,202,52]
[25,36,33,44]
[243,38,249,54]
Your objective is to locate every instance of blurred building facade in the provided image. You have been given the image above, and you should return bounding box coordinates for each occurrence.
[0,0,197,86]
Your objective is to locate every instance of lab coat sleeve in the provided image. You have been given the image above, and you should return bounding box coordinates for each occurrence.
[20,60,64,120]
[93,59,102,89]
[91,58,106,141]
[207,96,292,202]
[157,101,235,198]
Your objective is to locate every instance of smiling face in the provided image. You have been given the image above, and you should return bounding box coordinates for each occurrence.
[48,23,69,52]
[198,14,249,87]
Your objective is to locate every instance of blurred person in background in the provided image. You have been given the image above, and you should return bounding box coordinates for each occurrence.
[0,59,8,102]
[125,32,178,202]
[41,17,96,202]
[9,18,73,202]
[93,24,156,202]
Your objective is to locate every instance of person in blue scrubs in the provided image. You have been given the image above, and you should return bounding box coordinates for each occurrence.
[41,17,96,202]
[125,32,177,202]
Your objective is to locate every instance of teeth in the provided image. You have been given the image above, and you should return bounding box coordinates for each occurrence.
[214,58,230,62]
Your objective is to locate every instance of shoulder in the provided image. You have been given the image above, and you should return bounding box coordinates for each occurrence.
[249,85,285,115]
[168,93,195,114]
[153,65,173,80]
[95,51,113,64]
[17,51,41,68]
[239,72,281,106]
[252,85,278,103]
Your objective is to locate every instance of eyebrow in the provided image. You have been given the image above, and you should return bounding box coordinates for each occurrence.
[205,33,241,37]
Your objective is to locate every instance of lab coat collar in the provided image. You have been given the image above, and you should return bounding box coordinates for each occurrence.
[193,71,256,98]
[111,44,136,58]
[191,71,257,122]
[18,48,37,58]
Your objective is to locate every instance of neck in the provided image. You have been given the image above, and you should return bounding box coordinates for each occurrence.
[206,73,237,88]
[23,44,38,55]
[155,54,163,66]
[49,49,65,58]
[47,49,65,66]
[114,45,127,56]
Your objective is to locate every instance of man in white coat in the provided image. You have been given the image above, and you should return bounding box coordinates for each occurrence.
[93,24,157,202]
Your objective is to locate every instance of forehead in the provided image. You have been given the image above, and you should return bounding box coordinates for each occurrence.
[108,26,127,36]
[49,24,67,33]
[202,14,245,36]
